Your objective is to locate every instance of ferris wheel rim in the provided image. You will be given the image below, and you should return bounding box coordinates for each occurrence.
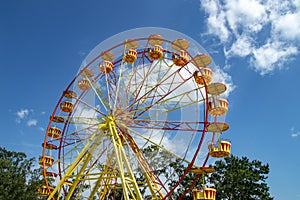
[40,27,229,199]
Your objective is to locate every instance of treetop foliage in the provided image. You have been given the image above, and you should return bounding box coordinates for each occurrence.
[208,155,273,200]
[0,147,45,200]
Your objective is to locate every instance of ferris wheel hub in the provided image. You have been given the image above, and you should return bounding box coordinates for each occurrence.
[113,109,133,126]
[99,115,115,130]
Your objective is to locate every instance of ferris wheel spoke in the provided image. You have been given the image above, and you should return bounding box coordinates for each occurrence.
[102,71,121,112]
[60,133,94,148]
[85,77,110,112]
[129,119,205,132]
[113,59,162,115]
[131,75,194,120]
[126,60,179,111]
[158,86,204,104]
[58,139,91,161]
[101,61,134,113]
[59,131,110,165]
[126,88,203,121]
[116,129,168,198]
[112,62,128,112]
[102,74,113,111]
[123,125,191,165]
[60,121,98,141]
[67,117,99,125]
[126,76,180,119]
[75,97,107,117]
[129,59,166,101]
[126,59,195,115]
[161,99,201,114]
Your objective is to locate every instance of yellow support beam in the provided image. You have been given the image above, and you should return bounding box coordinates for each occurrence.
[124,134,163,198]
[47,132,98,200]
[88,154,117,200]
[108,119,143,200]
[48,116,163,199]
[65,130,103,200]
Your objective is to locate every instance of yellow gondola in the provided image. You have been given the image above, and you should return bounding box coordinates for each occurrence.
[80,68,94,77]
[208,141,231,158]
[171,38,189,51]
[194,68,213,85]
[148,34,164,46]
[148,45,163,60]
[99,61,114,74]
[78,78,91,90]
[207,82,227,96]
[63,90,77,99]
[208,99,229,117]
[191,166,215,175]
[206,122,229,133]
[193,187,216,200]
[51,115,64,123]
[101,51,115,61]
[123,49,137,63]
[173,50,189,67]
[45,171,58,177]
[47,127,61,139]
[42,142,58,150]
[60,101,74,113]
[38,186,54,196]
[192,54,211,67]
[38,156,54,167]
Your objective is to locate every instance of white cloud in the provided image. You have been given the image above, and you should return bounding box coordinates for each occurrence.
[291,127,300,138]
[212,66,236,98]
[225,34,254,57]
[16,109,29,123]
[273,12,300,41]
[225,0,268,34]
[27,119,38,127]
[78,50,87,57]
[201,0,230,42]
[200,0,300,75]
[17,109,29,119]
[251,40,298,75]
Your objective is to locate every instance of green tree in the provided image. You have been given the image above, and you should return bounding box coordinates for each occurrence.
[153,153,273,200]
[0,146,45,200]
[139,145,195,199]
[208,155,273,200]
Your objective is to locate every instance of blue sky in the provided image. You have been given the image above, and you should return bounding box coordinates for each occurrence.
[1,0,300,199]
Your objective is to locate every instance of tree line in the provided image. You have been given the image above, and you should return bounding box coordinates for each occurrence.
[0,146,273,199]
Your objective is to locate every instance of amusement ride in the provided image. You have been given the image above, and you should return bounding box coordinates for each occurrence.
[38,27,231,200]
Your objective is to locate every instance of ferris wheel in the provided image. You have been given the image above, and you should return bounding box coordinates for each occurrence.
[38,27,231,200]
